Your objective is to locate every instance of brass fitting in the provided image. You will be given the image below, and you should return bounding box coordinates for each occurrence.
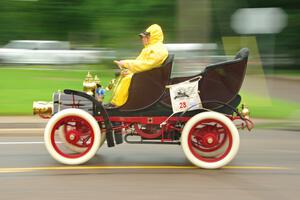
[33,101,53,118]
[94,75,100,85]
[83,72,97,95]
[240,104,250,119]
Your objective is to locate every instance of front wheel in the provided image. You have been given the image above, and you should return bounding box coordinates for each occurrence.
[44,108,101,165]
[181,112,240,169]
[58,125,106,153]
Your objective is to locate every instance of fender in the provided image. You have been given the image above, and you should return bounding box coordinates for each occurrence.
[64,89,115,147]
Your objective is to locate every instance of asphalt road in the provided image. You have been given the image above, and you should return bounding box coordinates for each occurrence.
[0,128,299,200]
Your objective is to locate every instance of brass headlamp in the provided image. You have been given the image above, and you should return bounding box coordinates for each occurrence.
[33,101,53,118]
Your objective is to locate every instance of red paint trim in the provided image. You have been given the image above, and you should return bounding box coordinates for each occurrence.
[95,116,190,124]
[133,124,162,139]
[228,115,254,131]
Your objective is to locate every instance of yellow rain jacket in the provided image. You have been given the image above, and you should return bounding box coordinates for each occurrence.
[111,24,169,107]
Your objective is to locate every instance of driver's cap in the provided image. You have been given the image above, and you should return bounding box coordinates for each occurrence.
[139,31,150,37]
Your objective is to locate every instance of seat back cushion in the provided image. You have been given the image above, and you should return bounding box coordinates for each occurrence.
[120,54,174,111]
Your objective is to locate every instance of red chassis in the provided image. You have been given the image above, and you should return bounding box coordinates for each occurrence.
[94,115,253,143]
[41,100,253,169]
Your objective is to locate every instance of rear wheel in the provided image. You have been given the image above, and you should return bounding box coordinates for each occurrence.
[181,112,240,169]
[44,108,101,165]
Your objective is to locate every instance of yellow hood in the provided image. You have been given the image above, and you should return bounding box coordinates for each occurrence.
[145,24,164,45]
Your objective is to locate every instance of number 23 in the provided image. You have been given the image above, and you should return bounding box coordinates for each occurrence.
[179,102,187,109]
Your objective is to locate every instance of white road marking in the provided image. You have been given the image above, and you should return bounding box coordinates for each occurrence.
[0,141,106,145]
[0,128,44,131]
[0,141,44,145]
[0,128,44,133]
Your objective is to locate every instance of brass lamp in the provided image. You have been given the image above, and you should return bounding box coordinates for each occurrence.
[33,101,53,118]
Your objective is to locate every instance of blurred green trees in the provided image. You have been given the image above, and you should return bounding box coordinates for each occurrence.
[0,0,299,69]
[0,0,175,47]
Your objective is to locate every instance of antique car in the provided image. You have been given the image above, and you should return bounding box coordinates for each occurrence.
[33,48,253,169]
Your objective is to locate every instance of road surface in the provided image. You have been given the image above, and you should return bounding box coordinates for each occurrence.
[0,128,299,200]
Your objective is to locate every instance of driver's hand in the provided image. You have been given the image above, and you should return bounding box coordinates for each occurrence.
[121,69,130,76]
[114,60,125,69]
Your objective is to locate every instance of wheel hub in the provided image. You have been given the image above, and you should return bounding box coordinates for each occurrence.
[69,134,76,141]
[207,137,213,144]
[65,130,80,144]
[202,133,218,147]
[193,125,220,148]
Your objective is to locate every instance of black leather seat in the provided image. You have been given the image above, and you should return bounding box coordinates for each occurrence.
[118,54,174,112]
[160,48,249,111]
[199,48,249,109]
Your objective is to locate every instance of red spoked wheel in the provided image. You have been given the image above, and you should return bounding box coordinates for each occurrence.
[191,123,229,158]
[181,112,240,169]
[59,122,106,153]
[44,108,101,165]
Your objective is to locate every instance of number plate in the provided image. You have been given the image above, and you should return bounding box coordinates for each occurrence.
[169,80,202,113]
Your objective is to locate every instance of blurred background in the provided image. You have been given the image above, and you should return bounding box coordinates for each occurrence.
[0,0,299,122]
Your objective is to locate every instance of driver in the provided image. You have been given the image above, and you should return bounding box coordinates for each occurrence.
[110,24,169,107]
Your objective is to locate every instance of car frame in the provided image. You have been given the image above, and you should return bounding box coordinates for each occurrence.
[34,48,253,169]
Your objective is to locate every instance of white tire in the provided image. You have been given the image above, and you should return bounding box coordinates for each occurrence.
[44,108,101,165]
[181,112,240,169]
